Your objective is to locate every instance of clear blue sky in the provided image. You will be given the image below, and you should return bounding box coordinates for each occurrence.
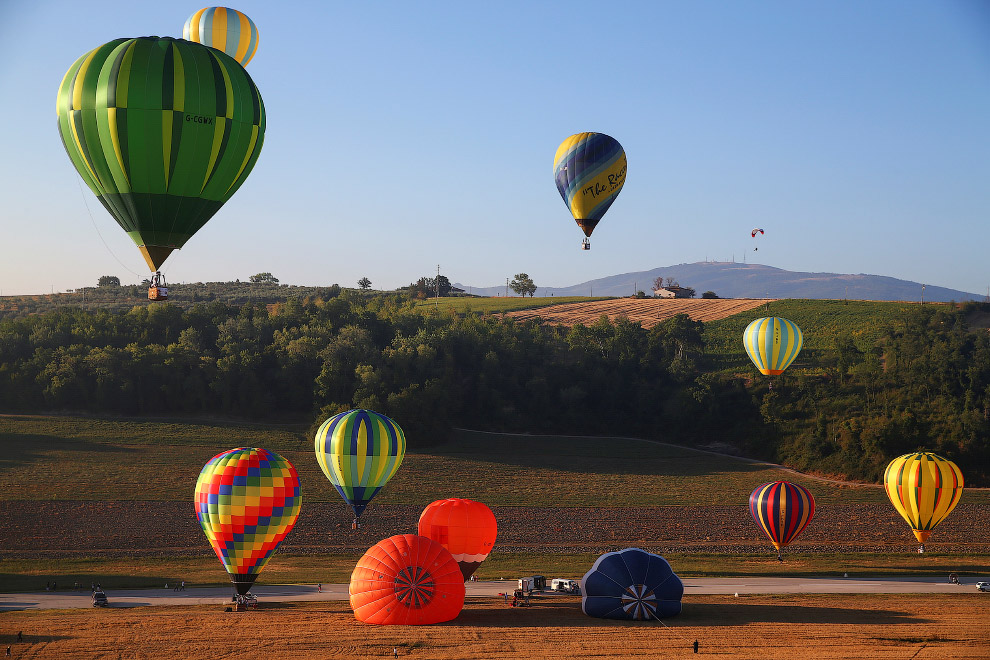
[1,1,988,296]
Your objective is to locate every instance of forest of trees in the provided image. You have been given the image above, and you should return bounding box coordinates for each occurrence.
[0,293,986,485]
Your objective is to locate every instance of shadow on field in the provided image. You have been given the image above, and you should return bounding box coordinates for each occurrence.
[0,433,137,470]
[438,431,768,477]
[675,602,929,626]
[451,600,929,628]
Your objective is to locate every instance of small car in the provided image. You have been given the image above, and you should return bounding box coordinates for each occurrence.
[976,582,990,592]
[92,591,108,607]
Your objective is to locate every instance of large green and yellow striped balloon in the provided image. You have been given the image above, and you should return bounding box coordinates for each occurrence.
[56,36,265,272]
[884,452,963,545]
[314,409,406,518]
[742,317,803,376]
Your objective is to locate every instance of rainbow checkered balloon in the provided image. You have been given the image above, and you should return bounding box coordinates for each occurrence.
[195,447,301,594]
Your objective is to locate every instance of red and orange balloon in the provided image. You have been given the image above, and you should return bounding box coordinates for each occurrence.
[350,534,465,625]
[418,498,497,580]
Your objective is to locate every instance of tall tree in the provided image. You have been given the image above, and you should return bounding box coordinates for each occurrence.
[97,275,120,287]
[358,277,372,290]
[249,273,279,284]
[510,273,537,297]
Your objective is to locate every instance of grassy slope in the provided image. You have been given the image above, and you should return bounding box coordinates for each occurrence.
[2,416,987,589]
[2,416,986,505]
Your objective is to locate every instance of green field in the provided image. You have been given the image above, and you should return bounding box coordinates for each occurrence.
[702,299,930,371]
[0,415,950,505]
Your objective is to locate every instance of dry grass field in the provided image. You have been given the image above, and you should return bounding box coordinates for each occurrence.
[504,297,772,328]
[1,595,985,659]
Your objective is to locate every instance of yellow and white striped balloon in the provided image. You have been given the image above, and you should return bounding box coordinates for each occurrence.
[884,451,963,544]
[183,7,260,67]
[742,317,803,376]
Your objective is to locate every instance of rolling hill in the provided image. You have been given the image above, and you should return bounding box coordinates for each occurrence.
[457,262,984,302]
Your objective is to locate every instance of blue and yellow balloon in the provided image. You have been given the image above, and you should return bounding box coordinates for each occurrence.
[553,132,626,249]
[743,317,803,376]
[314,409,406,523]
[183,7,260,67]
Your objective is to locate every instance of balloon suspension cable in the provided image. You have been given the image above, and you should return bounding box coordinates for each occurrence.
[71,170,142,278]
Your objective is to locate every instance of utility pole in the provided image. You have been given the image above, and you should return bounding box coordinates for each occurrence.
[506,277,509,297]
[921,284,926,305]
[435,265,440,309]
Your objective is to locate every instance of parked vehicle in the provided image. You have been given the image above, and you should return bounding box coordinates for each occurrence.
[550,578,581,594]
[976,582,990,592]
[92,591,108,607]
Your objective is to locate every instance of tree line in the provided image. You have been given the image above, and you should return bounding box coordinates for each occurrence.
[0,293,986,484]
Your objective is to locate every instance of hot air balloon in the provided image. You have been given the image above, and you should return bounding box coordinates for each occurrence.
[743,317,803,377]
[56,37,266,299]
[749,481,815,561]
[418,498,498,581]
[314,409,406,526]
[350,534,466,625]
[884,451,963,552]
[581,548,683,620]
[194,447,301,595]
[553,132,626,250]
[183,7,260,67]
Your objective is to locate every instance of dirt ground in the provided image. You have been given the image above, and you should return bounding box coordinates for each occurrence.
[2,502,988,558]
[0,595,985,659]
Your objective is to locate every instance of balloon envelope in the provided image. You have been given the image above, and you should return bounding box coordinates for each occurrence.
[194,447,301,594]
[56,36,265,271]
[553,132,626,237]
[314,409,406,518]
[418,498,497,580]
[884,451,963,543]
[749,481,815,553]
[742,317,803,376]
[350,534,465,625]
[581,548,683,620]
[183,7,260,67]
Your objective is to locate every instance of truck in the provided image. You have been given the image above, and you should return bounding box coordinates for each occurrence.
[550,579,580,594]
[517,575,547,592]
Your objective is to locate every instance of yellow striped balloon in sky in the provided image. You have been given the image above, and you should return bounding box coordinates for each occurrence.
[183,7,260,67]
[314,409,406,519]
[884,451,963,546]
[742,317,803,376]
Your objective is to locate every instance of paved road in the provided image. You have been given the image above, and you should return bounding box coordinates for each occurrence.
[1,577,984,611]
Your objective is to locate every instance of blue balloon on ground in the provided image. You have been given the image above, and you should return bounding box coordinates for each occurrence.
[581,548,683,620]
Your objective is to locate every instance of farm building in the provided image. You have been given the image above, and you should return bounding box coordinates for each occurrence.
[653,286,694,298]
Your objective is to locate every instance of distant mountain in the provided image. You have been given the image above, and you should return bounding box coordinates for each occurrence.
[456,262,984,302]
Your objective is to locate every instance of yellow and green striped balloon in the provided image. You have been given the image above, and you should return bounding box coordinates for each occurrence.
[884,452,963,545]
[183,7,260,67]
[56,36,265,272]
[742,317,803,376]
[314,409,406,518]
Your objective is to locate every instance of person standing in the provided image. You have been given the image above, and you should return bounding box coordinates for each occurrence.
[318,583,322,593]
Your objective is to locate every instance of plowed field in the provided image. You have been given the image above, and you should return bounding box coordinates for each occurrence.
[1,596,985,659]
[505,298,770,328]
